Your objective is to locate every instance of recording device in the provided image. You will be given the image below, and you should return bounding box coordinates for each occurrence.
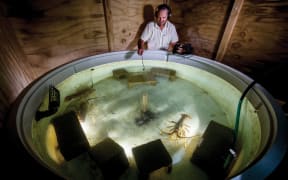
[173,43,193,55]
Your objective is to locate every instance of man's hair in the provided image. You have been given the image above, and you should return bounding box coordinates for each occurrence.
[155,4,172,18]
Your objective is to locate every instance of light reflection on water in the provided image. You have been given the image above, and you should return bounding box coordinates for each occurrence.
[34,72,227,179]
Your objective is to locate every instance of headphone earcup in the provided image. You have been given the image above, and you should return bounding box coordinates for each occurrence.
[166,5,172,17]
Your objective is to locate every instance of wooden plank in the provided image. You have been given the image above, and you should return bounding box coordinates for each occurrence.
[221,0,288,68]
[220,0,288,101]
[215,0,244,61]
[0,15,34,126]
[9,0,108,77]
[170,0,232,58]
[109,0,163,51]
[0,17,33,96]
[103,0,114,51]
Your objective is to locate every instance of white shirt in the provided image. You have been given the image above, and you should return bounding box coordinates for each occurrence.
[140,21,179,50]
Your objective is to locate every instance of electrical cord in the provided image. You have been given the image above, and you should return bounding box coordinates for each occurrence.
[234,80,257,144]
[141,55,145,71]
[223,80,257,171]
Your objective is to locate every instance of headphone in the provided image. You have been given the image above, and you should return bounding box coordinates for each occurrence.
[155,4,172,18]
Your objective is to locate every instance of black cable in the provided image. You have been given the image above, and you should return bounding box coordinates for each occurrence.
[234,80,257,144]
[141,55,145,71]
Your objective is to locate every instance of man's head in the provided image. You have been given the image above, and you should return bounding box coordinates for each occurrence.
[155,4,171,27]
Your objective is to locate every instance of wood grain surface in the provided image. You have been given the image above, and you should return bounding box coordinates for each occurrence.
[108,0,163,51]
[170,0,232,58]
[9,0,108,77]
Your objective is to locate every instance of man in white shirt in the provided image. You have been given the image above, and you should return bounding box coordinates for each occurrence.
[137,4,179,55]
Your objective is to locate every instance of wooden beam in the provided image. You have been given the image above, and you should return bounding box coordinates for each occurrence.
[103,0,114,51]
[0,15,35,125]
[215,0,244,61]
[0,17,34,95]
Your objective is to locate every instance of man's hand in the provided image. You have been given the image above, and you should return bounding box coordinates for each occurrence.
[138,48,144,55]
[168,42,177,52]
[137,39,145,55]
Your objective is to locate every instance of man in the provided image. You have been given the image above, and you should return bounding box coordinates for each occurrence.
[137,4,179,55]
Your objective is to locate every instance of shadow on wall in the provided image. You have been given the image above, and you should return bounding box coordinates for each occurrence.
[126,4,154,50]
[1,0,44,19]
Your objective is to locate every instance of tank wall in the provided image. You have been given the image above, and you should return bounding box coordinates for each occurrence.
[15,51,283,179]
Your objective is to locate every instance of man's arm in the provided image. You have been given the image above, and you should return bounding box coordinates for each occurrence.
[167,42,177,52]
[168,24,179,52]
[137,39,145,55]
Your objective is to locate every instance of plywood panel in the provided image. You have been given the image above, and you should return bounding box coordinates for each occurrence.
[223,0,288,66]
[170,0,232,58]
[216,0,244,61]
[221,0,288,100]
[0,16,33,126]
[8,0,108,77]
[108,0,163,51]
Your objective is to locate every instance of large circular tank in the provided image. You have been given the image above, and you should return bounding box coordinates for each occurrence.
[12,51,287,179]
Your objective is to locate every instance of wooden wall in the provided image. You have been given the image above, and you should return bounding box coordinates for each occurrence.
[170,0,233,58]
[221,0,288,100]
[7,0,109,77]
[170,0,288,100]
[223,0,288,68]
[105,0,163,51]
[0,16,33,127]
